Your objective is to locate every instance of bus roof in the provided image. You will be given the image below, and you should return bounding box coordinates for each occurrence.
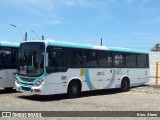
[23,40,148,54]
[0,41,19,47]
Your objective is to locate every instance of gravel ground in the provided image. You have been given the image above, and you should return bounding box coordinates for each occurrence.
[0,85,160,120]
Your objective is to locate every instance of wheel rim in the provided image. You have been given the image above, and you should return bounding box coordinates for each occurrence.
[72,85,78,94]
[68,81,81,98]
[122,81,127,89]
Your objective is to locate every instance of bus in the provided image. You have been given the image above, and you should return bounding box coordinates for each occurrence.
[0,41,19,90]
[15,40,149,98]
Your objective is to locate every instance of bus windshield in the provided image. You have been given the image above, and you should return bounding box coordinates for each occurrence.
[17,42,45,77]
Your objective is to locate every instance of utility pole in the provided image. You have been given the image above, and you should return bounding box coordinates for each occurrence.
[101,38,103,46]
[42,35,44,40]
[25,32,27,41]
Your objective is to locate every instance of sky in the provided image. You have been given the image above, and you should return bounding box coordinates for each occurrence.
[0,0,160,50]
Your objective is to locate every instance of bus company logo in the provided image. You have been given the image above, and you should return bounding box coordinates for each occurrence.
[2,112,12,117]
[97,71,105,76]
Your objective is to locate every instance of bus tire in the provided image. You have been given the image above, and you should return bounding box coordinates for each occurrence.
[4,87,14,91]
[67,81,81,98]
[120,78,130,92]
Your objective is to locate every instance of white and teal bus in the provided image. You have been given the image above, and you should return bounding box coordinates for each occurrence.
[15,40,149,98]
[0,41,19,90]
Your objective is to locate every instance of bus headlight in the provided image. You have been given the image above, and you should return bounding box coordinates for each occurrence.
[34,79,44,87]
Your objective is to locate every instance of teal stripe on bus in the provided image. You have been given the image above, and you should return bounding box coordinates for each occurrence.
[84,68,95,90]
[23,40,149,54]
[108,47,148,54]
[47,41,94,49]
[0,41,19,47]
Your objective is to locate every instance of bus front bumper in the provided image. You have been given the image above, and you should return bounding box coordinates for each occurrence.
[15,80,46,95]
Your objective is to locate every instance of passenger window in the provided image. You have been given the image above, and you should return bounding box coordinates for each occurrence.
[113,52,125,67]
[98,51,112,67]
[47,47,67,73]
[83,50,98,67]
[0,48,18,68]
[69,49,82,67]
[137,54,148,68]
[126,53,136,67]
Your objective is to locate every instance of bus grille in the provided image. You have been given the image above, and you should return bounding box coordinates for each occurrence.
[19,77,35,82]
[21,87,31,91]
[21,82,34,86]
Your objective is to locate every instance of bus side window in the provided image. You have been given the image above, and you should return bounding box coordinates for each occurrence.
[46,47,68,73]
[98,51,112,67]
[83,50,98,67]
[113,52,125,67]
[47,51,57,72]
[126,53,136,68]
[0,48,18,68]
[137,54,148,68]
[69,48,82,67]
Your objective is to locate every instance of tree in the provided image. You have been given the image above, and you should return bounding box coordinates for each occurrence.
[150,44,160,51]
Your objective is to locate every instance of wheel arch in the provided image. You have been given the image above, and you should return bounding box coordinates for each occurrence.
[121,76,130,86]
[67,77,82,91]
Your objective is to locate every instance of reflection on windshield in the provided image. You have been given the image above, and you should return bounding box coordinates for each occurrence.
[18,50,44,77]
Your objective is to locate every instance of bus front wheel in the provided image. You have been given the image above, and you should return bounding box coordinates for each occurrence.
[67,81,81,98]
[121,78,130,92]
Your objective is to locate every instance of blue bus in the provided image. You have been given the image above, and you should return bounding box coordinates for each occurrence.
[15,40,149,98]
[0,41,19,90]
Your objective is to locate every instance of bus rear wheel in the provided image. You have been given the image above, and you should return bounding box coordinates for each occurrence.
[67,81,81,98]
[121,78,130,92]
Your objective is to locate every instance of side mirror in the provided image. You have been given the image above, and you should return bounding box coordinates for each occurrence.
[46,52,48,67]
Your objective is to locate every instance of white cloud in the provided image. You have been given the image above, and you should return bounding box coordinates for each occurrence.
[127,0,133,4]
[142,0,150,5]
[59,0,96,7]
[47,20,61,25]
[31,23,39,27]
[5,1,114,16]
[3,0,57,13]
[4,0,117,9]
[3,0,117,27]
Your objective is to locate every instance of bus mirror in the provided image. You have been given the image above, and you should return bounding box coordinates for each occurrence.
[46,52,48,67]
